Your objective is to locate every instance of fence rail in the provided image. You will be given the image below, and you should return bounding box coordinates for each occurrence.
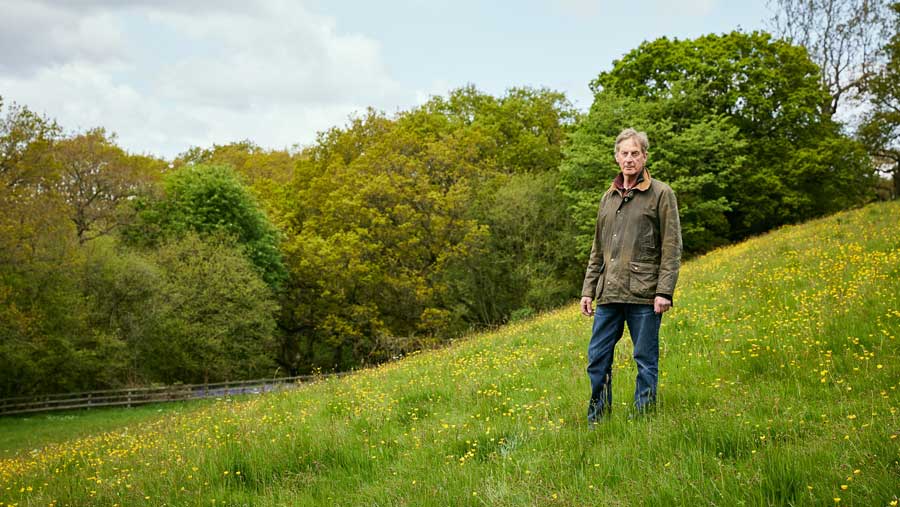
[0,374,348,416]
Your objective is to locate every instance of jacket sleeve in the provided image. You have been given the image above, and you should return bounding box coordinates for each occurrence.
[655,185,682,299]
[580,196,606,299]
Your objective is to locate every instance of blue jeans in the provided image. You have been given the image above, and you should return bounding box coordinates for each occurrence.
[587,303,661,421]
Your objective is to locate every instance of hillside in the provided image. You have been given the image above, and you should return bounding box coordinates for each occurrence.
[2,201,898,506]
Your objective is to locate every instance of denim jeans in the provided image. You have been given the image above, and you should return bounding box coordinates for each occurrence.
[587,303,661,421]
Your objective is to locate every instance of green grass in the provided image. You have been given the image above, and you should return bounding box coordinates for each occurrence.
[0,401,217,459]
[2,201,899,506]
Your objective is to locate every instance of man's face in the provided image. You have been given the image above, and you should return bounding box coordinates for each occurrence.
[615,138,646,179]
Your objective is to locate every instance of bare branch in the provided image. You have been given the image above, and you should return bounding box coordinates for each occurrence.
[767,0,891,114]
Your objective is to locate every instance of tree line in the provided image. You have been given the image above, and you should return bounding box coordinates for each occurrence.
[2,24,897,397]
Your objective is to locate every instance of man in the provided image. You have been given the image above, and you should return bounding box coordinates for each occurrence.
[579,127,682,423]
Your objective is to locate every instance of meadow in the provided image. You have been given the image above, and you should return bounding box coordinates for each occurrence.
[1,201,898,506]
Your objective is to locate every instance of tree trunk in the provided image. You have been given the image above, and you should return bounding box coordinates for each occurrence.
[893,167,899,200]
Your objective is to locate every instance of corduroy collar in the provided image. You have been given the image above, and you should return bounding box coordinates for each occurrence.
[610,168,652,195]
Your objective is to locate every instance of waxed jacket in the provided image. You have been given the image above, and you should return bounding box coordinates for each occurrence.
[581,169,682,305]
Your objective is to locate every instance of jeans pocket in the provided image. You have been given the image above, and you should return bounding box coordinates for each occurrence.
[628,261,658,298]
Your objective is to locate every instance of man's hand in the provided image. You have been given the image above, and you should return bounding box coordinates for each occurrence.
[580,296,594,317]
[654,296,672,315]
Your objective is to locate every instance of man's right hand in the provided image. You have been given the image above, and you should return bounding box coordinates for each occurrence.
[580,296,594,317]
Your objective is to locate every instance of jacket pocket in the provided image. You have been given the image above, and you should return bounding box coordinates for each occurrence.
[594,264,606,300]
[636,210,658,261]
[628,261,658,298]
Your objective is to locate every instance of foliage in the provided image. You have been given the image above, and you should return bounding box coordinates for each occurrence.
[1,100,282,395]
[125,164,287,289]
[461,171,581,322]
[79,239,161,384]
[0,102,118,398]
[174,140,297,215]
[273,87,577,372]
[0,98,60,188]
[2,201,898,506]
[276,109,490,370]
[563,31,873,256]
[2,86,579,390]
[50,128,163,243]
[142,234,279,383]
[81,234,280,386]
[560,89,744,256]
[858,2,900,198]
[0,214,135,398]
[418,85,576,174]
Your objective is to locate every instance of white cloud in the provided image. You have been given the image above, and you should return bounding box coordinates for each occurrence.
[0,1,128,75]
[149,3,401,108]
[0,62,202,156]
[0,0,405,158]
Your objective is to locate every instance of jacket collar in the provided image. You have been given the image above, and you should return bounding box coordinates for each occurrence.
[609,168,652,195]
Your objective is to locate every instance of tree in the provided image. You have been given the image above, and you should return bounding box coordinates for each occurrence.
[277,111,488,370]
[858,2,900,198]
[80,233,280,385]
[0,100,89,397]
[51,128,162,243]
[1,101,283,394]
[0,98,60,189]
[174,140,297,216]
[419,85,578,174]
[141,234,279,383]
[0,240,93,397]
[125,164,287,289]
[586,31,872,241]
[466,171,582,321]
[767,0,891,114]
[0,99,68,273]
[273,86,579,372]
[560,89,744,256]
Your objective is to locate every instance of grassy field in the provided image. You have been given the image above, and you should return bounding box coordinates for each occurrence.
[2,201,898,506]
[0,401,221,459]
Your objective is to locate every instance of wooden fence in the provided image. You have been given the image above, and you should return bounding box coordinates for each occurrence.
[0,374,349,416]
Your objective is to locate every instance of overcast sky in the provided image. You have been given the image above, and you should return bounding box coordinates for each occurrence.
[0,0,772,160]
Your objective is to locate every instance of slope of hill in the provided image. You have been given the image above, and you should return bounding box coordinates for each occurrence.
[2,201,899,506]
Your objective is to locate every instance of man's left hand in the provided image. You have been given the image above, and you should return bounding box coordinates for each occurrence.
[654,296,672,315]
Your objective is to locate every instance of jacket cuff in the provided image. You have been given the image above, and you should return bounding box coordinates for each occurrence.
[655,293,673,305]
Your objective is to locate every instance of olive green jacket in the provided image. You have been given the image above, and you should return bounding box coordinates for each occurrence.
[581,169,682,305]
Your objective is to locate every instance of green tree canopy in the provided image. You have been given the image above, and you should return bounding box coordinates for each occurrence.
[125,164,287,289]
[143,234,279,383]
[50,128,163,243]
[858,2,900,198]
[174,140,298,214]
[561,89,744,256]
[562,31,873,257]
[0,101,104,397]
[0,98,61,189]
[272,86,578,372]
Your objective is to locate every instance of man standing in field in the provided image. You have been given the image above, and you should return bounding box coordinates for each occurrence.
[580,128,682,423]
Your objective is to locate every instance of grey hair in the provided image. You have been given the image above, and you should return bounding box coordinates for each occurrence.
[614,128,649,155]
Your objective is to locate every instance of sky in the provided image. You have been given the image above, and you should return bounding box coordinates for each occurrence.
[0,0,773,160]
